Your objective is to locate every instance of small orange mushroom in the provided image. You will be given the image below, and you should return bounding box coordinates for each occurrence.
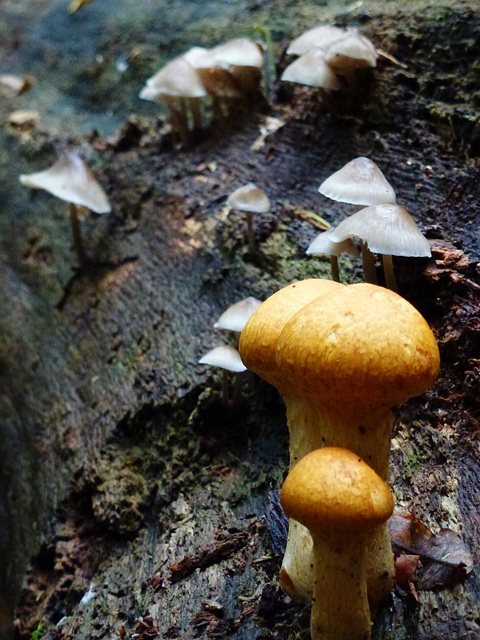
[281,447,394,640]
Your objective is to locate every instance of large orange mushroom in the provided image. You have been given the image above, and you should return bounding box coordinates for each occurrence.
[240,281,440,606]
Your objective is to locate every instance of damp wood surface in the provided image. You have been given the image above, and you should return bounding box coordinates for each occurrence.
[0,1,479,639]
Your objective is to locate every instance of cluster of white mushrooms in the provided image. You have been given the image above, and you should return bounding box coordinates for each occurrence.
[282,25,378,96]
[139,38,265,146]
[308,156,432,290]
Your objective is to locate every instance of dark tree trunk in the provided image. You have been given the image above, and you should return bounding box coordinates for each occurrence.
[1,1,479,640]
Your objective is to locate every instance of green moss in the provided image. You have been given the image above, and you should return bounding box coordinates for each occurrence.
[31,622,47,640]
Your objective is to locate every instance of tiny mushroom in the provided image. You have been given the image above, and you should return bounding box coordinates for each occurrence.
[330,203,431,291]
[281,49,342,98]
[214,297,262,332]
[140,57,207,144]
[318,156,396,207]
[287,25,348,56]
[199,345,247,405]
[306,227,360,282]
[183,46,241,119]
[318,157,397,283]
[281,447,394,640]
[325,31,378,76]
[213,38,264,105]
[226,183,270,254]
[19,151,111,267]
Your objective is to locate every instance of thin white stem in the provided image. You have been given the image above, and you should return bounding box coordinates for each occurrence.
[361,242,377,284]
[382,254,398,292]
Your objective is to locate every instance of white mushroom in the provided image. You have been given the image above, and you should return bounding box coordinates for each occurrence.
[287,25,348,56]
[325,31,378,74]
[281,49,341,93]
[213,38,264,102]
[227,183,270,254]
[199,345,247,405]
[306,228,360,282]
[19,152,111,267]
[330,203,431,291]
[214,297,262,332]
[318,157,396,207]
[140,57,207,144]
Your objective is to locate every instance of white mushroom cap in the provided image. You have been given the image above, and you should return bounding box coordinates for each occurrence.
[281,49,341,90]
[330,203,432,257]
[318,157,396,206]
[182,46,240,99]
[325,32,378,71]
[227,183,270,213]
[139,85,163,102]
[287,25,348,56]
[214,297,262,332]
[183,46,218,69]
[145,57,207,98]
[213,38,263,69]
[19,152,111,214]
[306,228,360,257]
[199,346,247,372]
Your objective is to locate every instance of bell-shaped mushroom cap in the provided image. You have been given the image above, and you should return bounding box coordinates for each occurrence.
[318,157,396,206]
[287,25,348,56]
[281,447,394,533]
[227,183,270,213]
[183,46,218,69]
[146,57,207,98]
[19,152,111,214]
[330,204,431,257]
[325,31,378,70]
[214,297,262,332]
[239,279,343,387]
[213,38,263,69]
[139,85,163,103]
[281,49,341,91]
[182,46,241,99]
[306,228,360,257]
[199,346,247,373]
[276,282,440,413]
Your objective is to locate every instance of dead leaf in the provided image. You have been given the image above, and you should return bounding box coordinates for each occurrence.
[395,554,420,585]
[390,510,473,590]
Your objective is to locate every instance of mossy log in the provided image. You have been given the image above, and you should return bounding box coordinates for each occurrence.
[0,1,479,640]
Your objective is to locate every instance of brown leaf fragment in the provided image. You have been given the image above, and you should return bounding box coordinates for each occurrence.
[133,617,158,639]
[390,510,473,590]
[169,531,249,583]
[415,529,474,590]
[389,510,416,553]
[395,554,420,585]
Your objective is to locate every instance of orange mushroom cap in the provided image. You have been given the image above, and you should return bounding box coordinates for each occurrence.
[239,279,343,388]
[276,282,440,414]
[281,447,394,533]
